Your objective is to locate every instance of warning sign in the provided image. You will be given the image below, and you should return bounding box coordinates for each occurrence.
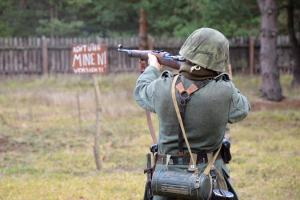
[72,44,108,74]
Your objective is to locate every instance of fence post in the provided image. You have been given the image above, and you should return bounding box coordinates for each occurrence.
[249,36,255,75]
[93,75,102,171]
[42,36,48,75]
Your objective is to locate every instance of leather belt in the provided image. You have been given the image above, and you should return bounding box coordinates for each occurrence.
[156,152,209,165]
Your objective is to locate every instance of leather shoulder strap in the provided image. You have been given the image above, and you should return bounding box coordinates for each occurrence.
[171,75,221,174]
[172,75,197,169]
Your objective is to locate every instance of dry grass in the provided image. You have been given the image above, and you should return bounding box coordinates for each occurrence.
[0,73,299,200]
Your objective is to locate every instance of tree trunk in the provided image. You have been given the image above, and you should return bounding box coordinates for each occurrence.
[139,8,148,50]
[93,75,102,171]
[20,0,27,9]
[287,0,300,87]
[291,47,300,87]
[257,0,283,101]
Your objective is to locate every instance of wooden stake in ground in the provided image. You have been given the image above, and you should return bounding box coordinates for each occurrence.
[93,75,102,170]
[228,64,233,80]
[76,91,82,134]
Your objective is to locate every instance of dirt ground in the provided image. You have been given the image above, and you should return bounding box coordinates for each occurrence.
[251,98,300,111]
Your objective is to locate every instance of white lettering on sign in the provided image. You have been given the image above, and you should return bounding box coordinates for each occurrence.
[72,54,82,67]
[82,53,95,66]
[71,43,108,74]
[97,52,106,65]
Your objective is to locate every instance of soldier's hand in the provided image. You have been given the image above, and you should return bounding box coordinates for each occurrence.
[148,53,162,71]
[139,59,147,72]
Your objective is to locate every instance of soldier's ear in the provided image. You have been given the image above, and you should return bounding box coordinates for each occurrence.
[214,73,230,82]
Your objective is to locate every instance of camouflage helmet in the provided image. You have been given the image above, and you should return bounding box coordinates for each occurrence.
[179,28,230,72]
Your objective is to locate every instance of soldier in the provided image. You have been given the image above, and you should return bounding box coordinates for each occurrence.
[135,28,250,200]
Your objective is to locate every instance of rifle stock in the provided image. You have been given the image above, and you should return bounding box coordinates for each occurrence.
[117,44,185,70]
[143,153,153,200]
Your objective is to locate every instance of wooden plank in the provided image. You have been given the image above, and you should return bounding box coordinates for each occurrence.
[4,38,8,74]
[9,38,14,74]
[57,38,61,72]
[249,37,255,75]
[17,37,22,73]
[0,42,3,73]
[23,37,28,73]
[60,39,64,73]
[0,48,3,73]
[34,37,39,74]
[51,38,56,73]
[5,38,9,74]
[42,36,48,74]
[65,38,69,72]
[28,37,33,73]
[67,38,71,73]
[13,37,18,74]
[61,38,64,73]
[56,38,59,72]
[49,37,52,72]
[33,37,38,73]
[36,37,41,74]
[64,38,68,73]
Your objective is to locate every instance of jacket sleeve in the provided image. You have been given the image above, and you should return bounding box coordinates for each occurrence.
[228,82,251,123]
[134,66,161,113]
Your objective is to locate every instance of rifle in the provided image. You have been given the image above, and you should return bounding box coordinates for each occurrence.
[117,44,185,70]
[143,153,153,200]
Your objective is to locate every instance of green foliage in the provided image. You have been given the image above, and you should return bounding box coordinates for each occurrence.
[139,0,204,37]
[200,0,260,36]
[86,0,139,37]
[0,0,295,37]
[36,19,84,37]
[277,0,300,34]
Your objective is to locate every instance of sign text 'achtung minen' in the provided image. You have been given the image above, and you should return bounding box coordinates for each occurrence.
[71,44,108,74]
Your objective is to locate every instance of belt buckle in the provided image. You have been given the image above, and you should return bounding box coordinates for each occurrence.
[202,156,206,163]
[177,157,183,165]
[197,152,208,164]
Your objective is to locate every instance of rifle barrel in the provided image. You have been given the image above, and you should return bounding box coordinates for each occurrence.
[117,44,183,70]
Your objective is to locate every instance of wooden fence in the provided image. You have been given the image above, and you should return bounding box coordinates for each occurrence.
[0,35,297,75]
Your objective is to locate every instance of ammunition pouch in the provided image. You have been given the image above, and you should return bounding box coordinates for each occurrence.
[220,138,232,164]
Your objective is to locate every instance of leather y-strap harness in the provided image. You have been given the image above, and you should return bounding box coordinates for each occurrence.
[172,74,222,174]
[175,75,211,155]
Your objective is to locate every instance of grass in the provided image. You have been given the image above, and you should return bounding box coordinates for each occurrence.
[0,73,300,200]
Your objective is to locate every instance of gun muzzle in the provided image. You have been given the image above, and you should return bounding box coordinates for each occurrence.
[117,44,123,50]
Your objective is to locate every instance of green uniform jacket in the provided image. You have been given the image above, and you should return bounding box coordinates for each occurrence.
[135,66,250,155]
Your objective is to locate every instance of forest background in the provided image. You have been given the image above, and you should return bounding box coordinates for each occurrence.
[0,0,298,38]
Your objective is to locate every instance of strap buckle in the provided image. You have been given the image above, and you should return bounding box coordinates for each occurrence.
[179,91,191,106]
